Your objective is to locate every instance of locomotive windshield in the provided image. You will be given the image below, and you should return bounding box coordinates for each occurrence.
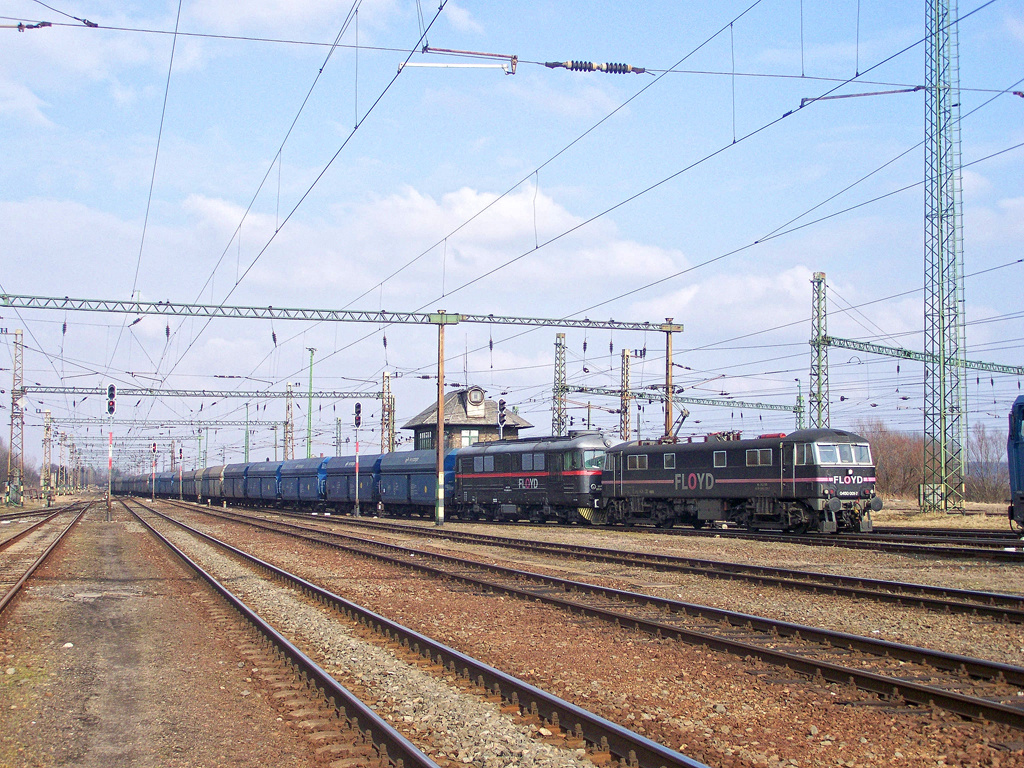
[564,450,606,470]
[815,442,871,465]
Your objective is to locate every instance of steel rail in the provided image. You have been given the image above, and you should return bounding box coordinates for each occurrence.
[481,518,1024,562]
[126,501,442,768]
[180,504,1024,730]
[0,507,77,549]
[0,504,88,615]
[316,516,1024,621]
[141,500,711,768]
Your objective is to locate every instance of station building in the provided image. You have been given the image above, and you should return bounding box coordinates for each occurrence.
[401,385,532,450]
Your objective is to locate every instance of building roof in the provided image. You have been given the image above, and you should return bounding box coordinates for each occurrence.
[401,387,533,431]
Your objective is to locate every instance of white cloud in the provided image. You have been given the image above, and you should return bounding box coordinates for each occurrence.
[441,3,483,35]
[0,77,53,125]
[968,196,1024,245]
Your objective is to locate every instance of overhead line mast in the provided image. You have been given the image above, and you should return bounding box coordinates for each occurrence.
[923,0,967,512]
[7,293,681,525]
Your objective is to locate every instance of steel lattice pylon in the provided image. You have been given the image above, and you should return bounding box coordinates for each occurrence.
[552,333,567,436]
[381,372,396,453]
[284,384,295,461]
[42,410,52,503]
[6,330,24,506]
[620,349,631,440]
[923,0,966,512]
[808,273,830,429]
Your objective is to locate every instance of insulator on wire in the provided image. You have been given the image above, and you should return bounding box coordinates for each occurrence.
[544,60,645,74]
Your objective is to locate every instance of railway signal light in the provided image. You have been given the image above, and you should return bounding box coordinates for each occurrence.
[354,402,361,428]
[107,384,116,415]
[498,399,507,427]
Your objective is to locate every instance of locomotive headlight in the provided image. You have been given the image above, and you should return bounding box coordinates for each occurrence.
[847,468,853,475]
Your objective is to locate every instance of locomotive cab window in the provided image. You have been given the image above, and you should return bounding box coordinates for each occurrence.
[713,451,727,468]
[745,448,772,467]
[627,454,648,471]
[583,450,604,469]
[564,452,583,470]
[816,443,872,465]
[663,453,675,470]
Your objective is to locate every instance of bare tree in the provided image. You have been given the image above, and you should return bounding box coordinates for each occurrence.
[855,419,923,500]
[965,422,1010,503]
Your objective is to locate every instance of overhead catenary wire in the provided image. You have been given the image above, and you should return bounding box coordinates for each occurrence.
[9,1,1015,456]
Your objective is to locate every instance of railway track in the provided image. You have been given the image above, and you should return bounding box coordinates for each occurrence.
[419,515,1024,561]
[130,498,710,768]
[170,500,1024,731]
[0,501,89,615]
[194,505,1024,624]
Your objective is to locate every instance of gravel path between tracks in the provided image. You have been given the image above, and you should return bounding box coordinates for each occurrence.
[0,509,317,768]
[157,514,601,768]
[181,508,1024,768]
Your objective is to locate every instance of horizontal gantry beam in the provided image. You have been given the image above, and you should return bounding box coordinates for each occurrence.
[25,386,380,400]
[568,385,799,413]
[824,336,1024,376]
[1,294,673,333]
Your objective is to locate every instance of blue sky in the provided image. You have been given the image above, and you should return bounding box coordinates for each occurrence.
[2,0,1022,471]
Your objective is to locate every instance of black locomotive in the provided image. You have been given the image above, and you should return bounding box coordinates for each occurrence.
[601,428,880,532]
[451,431,613,523]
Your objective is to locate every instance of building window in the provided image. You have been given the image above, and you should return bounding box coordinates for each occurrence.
[663,453,675,470]
[461,429,479,446]
[713,451,727,468]
[417,430,433,451]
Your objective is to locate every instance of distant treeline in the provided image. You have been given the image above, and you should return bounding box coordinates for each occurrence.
[856,419,1009,503]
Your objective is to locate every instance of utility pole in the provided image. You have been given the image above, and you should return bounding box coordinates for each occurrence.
[306,347,316,459]
[432,311,460,525]
[661,319,683,439]
[244,403,250,462]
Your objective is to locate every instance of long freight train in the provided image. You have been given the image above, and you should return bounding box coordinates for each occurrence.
[114,427,880,533]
